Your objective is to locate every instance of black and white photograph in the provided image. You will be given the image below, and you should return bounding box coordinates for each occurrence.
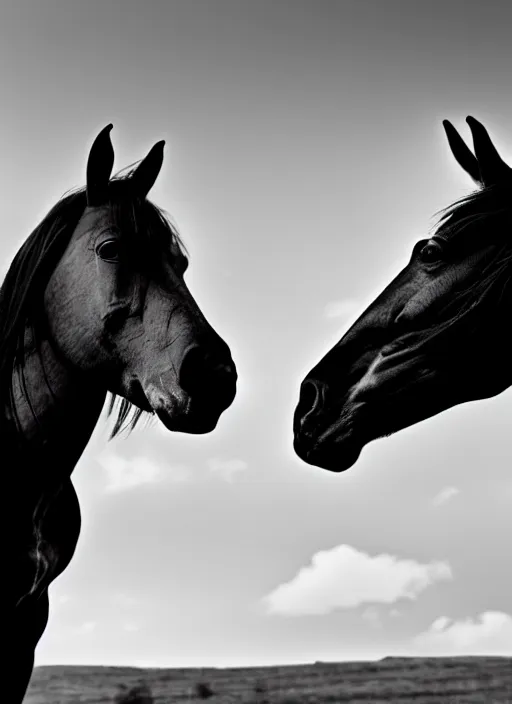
[1,1,511,702]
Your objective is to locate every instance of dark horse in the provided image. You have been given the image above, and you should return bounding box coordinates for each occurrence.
[294,116,512,472]
[2,125,237,701]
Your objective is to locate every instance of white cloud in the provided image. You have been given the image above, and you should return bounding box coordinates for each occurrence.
[55,594,72,605]
[263,544,452,616]
[99,452,190,492]
[123,622,140,633]
[208,457,248,482]
[361,607,382,627]
[498,479,512,501]
[110,592,139,608]
[323,299,362,324]
[76,621,96,635]
[431,486,460,507]
[413,611,512,655]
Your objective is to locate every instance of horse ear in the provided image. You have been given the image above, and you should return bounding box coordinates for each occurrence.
[86,124,115,206]
[443,120,481,185]
[465,116,512,186]
[130,140,165,198]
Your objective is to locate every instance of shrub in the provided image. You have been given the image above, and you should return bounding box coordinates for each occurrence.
[113,681,154,703]
[194,681,215,699]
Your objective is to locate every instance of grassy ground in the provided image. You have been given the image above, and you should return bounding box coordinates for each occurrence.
[24,656,512,703]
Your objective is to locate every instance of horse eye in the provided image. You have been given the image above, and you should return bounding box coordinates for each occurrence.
[419,241,444,264]
[96,239,120,262]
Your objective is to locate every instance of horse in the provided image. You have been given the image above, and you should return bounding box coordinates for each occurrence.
[2,125,237,701]
[293,115,512,472]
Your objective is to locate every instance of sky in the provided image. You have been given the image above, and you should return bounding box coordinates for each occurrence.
[1,0,512,669]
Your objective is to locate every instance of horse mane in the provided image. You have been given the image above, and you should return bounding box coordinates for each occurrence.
[417,184,512,343]
[0,164,187,440]
[433,184,511,240]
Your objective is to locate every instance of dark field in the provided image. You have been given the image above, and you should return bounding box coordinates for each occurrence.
[24,656,512,703]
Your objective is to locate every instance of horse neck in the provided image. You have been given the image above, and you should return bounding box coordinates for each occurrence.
[7,325,106,472]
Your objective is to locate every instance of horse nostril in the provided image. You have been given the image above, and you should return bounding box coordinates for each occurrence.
[296,378,326,430]
[179,345,237,397]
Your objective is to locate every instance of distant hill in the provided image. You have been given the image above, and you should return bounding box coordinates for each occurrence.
[24,656,512,703]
